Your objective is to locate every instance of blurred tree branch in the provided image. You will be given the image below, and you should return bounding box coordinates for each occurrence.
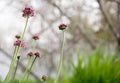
[97,0,120,50]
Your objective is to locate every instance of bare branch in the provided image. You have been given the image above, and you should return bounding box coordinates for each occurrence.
[97,0,118,39]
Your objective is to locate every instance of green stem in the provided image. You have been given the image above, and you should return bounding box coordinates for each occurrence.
[26,56,37,83]
[19,57,32,83]
[3,47,18,83]
[21,16,29,40]
[54,31,65,83]
[12,59,19,82]
[12,47,17,60]
[32,40,36,51]
[19,40,36,83]
[4,16,29,83]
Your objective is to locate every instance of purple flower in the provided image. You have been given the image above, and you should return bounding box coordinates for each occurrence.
[13,40,26,48]
[27,51,34,57]
[34,52,40,57]
[32,34,39,40]
[58,23,67,30]
[22,7,34,18]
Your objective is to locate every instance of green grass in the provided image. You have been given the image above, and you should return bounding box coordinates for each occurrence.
[70,48,120,83]
[0,78,54,83]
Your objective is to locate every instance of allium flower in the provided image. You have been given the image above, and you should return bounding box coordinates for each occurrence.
[22,7,34,18]
[34,52,40,57]
[32,34,39,40]
[58,23,67,30]
[13,40,26,48]
[42,75,48,82]
[15,34,21,39]
[27,51,34,57]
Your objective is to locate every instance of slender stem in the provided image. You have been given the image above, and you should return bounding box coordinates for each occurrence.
[21,16,29,40]
[4,16,29,83]
[3,47,18,83]
[19,56,32,83]
[25,40,37,82]
[44,81,46,83]
[12,59,19,82]
[12,47,17,60]
[26,56,37,83]
[32,40,36,52]
[19,40,36,83]
[54,31,65,83]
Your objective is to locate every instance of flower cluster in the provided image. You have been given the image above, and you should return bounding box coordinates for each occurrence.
[22,7,34,18]
[13,40,26,48]
[4,6,68,83]
[27,51,40,57]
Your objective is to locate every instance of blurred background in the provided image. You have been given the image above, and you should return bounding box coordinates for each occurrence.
[0,0,120,83]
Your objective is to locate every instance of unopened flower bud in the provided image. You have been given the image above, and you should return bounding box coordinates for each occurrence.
[17,56,20,60]
[15,35,21,39]
[42,75,48,82]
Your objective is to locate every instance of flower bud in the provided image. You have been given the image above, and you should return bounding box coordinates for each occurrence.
[42,75,48,82]
[17,55,20,60]
[58,24,67,30]
[34,52,40,57]
[32,34,39,40]
[27,51,34,57]
[15,35,21,39]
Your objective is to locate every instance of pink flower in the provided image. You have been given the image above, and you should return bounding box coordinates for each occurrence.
[27,51,34,57]
[32,34,39,40]
[34,52,40,57]
[58,23,67,30]
[22,7,34,18]
[13,40,26,48]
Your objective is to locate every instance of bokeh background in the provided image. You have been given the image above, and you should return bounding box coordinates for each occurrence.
[0,0,120,82]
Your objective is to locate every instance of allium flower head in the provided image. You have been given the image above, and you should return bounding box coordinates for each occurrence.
[22,7,34,18]
[58,23,67,30]
[34,52,40,57]
[27,51,34,57]
[13,40,26,48]
[32,34,39,40]
[42,75,48,82]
